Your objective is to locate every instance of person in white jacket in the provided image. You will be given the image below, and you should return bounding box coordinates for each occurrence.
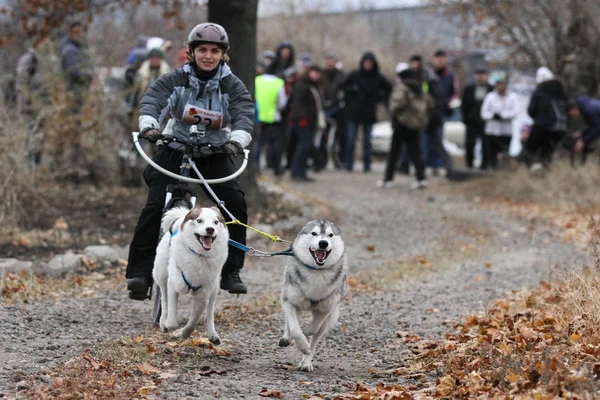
[480,79,519,169]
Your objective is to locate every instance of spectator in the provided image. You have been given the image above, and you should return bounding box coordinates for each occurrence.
[176,47,190,69]
[480,78,519,169]
[319,52,346,170]
[255,61,287,175]
[424,49,457,176]
[342,51,392,172]
[519,67,568,171]
[130,47,171,132]
[15,36,54,165]
[378,66,432,190]
[61,21,93,93]
[288,65,325,181]
[124,36,148,102]
[268,41,295,79]
[461,67,493,169]
[569,96,600,153]
[126,35,148,66]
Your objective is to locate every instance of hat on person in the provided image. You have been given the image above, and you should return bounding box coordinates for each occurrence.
[475,67,489,74]
[147,47,165,59]
[299,52,313,67]
[536,66,554,84]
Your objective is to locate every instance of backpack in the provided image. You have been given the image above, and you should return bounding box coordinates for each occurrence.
[400,88,433,130]
[550,99,567,132]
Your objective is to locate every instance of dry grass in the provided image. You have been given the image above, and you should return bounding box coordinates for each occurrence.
[458,160,600,214]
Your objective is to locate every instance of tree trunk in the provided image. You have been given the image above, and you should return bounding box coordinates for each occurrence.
[208,0,260,200]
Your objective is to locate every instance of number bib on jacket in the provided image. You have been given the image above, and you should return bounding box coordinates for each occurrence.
[182,103,223,130]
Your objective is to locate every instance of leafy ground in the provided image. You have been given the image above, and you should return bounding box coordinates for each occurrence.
[0,162,595,399]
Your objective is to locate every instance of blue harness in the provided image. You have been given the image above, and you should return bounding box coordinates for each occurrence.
[170,229,203,292]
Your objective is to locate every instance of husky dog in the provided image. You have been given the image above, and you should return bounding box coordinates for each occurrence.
[153,204,229,343]
[279,220,348,372]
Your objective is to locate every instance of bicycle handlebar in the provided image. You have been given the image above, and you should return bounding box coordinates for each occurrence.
[132,131,249,184]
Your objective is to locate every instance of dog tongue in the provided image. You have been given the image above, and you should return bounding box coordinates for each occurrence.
[315,250,326,261]
[201,236,213,250]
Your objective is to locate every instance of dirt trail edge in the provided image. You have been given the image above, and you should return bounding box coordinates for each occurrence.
[0,166,585,399]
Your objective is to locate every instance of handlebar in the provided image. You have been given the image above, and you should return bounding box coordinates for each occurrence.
[132,131,249,184]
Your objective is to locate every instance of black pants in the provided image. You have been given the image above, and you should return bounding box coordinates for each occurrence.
[484,135,512,169]
[261,122,283,175]
[126,146,248,280]
[465,121,487,169]
[523,126,565,166]
[385,122,425,182]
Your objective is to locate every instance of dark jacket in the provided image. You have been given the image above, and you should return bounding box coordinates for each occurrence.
[61,36,92,91]
[321,67,345,108]
[288,74,320,130]
[527,79,568,131]
[435,66,456,115]
[423,69,446,128]
[461,83,494,124]
[390,72,433,131]
[342,52,392,124]
[577,96,600,144]
[268,41,296,79]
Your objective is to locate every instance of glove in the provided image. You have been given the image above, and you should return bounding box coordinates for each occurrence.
[493,113,502,121]
[221,140,243,156]
[140,128,161,143]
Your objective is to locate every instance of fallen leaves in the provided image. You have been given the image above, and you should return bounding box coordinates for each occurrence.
[259,389,284,398]
[136,361,161,375]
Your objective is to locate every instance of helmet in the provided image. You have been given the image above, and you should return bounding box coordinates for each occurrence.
[187,23,229,50]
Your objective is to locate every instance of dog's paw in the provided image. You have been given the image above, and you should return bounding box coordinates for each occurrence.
[278,337,290,347]
[165,320,179,332]
[293,335,310,355]
[209,335,221,346]
[173,327,192,339]
[297,359,314,372]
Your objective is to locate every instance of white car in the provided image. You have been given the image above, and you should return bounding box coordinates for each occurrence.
[371,120,466,157]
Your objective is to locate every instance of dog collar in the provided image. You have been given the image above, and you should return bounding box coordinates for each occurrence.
[181,270,202,291]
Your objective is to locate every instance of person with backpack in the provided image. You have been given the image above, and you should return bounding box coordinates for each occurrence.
[519,67,568,171]
[377,66,432,189]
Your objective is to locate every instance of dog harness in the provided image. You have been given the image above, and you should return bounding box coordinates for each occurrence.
[170,229,203,292]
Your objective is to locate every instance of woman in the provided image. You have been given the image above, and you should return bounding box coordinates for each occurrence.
[126,23,254,299]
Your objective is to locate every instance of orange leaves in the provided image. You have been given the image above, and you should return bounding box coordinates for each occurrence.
[136,362,161,376]
[81,352,108,371]
[259,389,284,398]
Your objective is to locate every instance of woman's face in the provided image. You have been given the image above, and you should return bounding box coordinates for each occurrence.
[194,43,224,71]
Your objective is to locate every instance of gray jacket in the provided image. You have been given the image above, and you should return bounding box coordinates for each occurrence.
[61,37,92,91]
[139,63,253,149]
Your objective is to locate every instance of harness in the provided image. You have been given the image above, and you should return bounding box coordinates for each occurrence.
[170,229,204,292]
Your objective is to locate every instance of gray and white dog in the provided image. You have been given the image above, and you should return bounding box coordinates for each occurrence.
[279,219,348,372]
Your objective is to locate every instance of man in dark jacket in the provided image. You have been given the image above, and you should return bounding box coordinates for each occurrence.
[268,41,295,79]
[570,96,600,153]
[61,22,93,93]
[342,51,392,172]
[461,68,493,169]
[520,67,568,168]
[288,65,325,181]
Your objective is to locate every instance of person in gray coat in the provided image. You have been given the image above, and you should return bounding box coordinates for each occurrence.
[60,22,92,93]
[126,23,255,300]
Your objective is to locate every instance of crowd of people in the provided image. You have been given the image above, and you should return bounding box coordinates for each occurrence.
[253,43,600,188]
[11,23,600,187]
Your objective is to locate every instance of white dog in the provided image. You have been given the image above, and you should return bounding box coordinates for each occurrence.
[153,204,229,343]
[279,220,348,372]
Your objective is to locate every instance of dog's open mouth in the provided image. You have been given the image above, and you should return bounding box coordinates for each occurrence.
[195,233,215,251]
[310,248,331,266]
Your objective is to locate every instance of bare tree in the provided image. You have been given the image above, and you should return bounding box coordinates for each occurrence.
[438,0,600,96]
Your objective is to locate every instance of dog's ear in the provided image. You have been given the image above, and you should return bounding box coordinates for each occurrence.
[183,206,201,229]
[211,206,226,225]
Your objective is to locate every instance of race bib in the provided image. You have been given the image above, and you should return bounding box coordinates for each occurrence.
[182,103,223,130]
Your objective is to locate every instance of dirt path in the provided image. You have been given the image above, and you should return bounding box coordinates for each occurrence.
[0,164,585,399]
